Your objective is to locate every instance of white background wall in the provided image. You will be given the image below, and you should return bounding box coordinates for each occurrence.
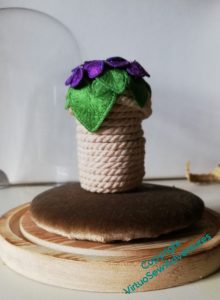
[0,0,220,182]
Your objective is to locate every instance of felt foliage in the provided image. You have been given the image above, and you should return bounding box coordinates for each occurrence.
[65,69,129,132]
[65,69,151,132]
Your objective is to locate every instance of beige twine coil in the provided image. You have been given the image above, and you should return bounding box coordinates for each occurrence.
[74,92,152,193]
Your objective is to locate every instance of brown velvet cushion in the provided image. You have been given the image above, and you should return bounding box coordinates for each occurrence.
[30,182,204,243]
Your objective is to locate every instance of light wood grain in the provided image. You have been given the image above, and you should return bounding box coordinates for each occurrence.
[0,203,220,292]
[20,208,220,257]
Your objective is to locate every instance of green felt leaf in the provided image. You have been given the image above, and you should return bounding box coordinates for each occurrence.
[97,69,130,94]
[65,84,117,132]
[129,77,151,107]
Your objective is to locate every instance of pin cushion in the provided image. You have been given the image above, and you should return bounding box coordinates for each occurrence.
[30,57,205,243]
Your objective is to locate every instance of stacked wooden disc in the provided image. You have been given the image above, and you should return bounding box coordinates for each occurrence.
[0,199,220,292]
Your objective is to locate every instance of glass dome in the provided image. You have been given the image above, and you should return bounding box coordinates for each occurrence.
[0,7,81,183]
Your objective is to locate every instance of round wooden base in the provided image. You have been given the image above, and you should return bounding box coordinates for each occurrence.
[0,204,220,292]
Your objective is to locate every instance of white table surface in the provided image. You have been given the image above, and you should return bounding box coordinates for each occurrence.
[0,180,219,300]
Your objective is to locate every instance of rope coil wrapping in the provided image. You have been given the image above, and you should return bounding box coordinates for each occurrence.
[76,93,152,193]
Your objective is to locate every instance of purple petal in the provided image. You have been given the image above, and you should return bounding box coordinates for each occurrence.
[83,60,104,79]
[69,66,84,87]
[126,61,150,77]
[65,74,74,86]
[106,56,130,68]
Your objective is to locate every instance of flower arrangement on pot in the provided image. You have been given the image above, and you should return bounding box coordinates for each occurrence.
[65,57,152,193]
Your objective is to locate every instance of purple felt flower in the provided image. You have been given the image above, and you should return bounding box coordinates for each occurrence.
[65,73,74,86]
[83,60,104,79]
[65,66,84,87]
[106,56,130,68]
[127,60,150,77]
[65,56,150,87]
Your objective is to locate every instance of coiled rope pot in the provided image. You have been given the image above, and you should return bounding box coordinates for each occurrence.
[75,92,152,193]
